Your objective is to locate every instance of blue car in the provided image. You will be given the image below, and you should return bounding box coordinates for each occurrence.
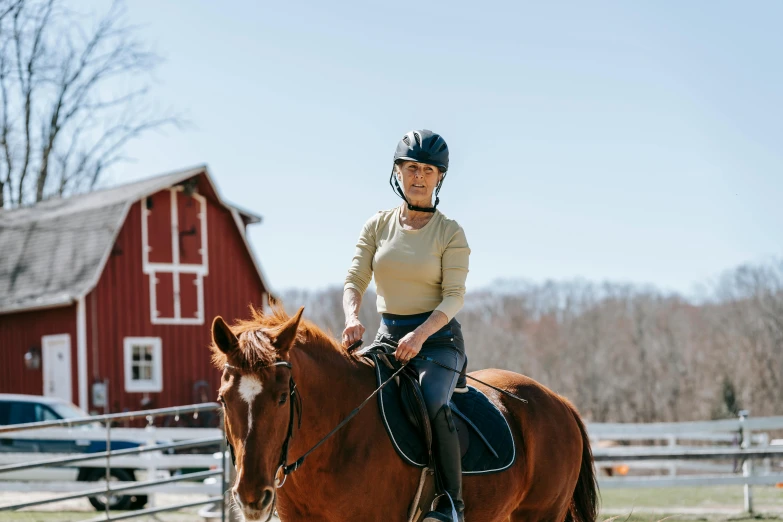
[0,394,147,511]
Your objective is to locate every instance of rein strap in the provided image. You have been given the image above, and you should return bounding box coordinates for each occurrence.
[282,350,407,475]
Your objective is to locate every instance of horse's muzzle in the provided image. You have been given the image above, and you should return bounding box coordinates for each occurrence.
[234,486,275,521]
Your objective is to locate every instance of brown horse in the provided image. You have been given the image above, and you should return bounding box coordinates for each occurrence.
[210,306,598,522]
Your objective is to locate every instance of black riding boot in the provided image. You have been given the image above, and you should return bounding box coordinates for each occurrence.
[423,406,465,522]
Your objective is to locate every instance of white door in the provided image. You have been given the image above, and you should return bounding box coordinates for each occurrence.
[42,334,72,402]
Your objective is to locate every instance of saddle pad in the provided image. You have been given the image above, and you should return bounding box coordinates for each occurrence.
[372,354,516,475]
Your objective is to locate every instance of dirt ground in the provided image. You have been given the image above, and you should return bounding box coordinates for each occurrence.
[2,485,783,521]
[0,491,243,521]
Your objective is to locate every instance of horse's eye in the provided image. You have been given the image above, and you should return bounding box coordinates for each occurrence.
[279,393,287,406]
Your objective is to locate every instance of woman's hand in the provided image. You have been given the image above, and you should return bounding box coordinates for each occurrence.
[342,316,365,348]
[395,331,425,364]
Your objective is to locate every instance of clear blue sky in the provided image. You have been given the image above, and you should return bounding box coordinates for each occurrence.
[86,1,782,296]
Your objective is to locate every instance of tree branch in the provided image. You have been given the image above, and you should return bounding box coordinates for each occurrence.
[0,36,14,208]
[12,0,53,204]
[1,0,180,206]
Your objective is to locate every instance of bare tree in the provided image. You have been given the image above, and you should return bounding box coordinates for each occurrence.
[0,0,178,208]
[711,261,783,417]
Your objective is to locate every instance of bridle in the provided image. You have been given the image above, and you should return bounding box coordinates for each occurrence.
[224,360,301,488]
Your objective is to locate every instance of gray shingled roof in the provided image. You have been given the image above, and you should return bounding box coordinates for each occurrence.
[0,165,265,314]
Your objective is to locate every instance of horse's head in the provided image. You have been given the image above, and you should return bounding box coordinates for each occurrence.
[211,307,304,521]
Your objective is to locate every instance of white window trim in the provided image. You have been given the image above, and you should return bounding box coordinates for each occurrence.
[140,187,209,325]
[123,337,163,393]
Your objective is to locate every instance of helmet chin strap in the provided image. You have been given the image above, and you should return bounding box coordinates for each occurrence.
[388,168,443,213]
[408,202,437,213]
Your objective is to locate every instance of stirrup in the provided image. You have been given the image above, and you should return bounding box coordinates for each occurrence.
[422,493,458,522]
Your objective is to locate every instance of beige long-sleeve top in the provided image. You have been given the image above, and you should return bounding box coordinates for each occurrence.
[344,206,470,321]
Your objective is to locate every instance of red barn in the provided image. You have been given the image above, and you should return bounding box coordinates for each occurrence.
[0,166,270,415]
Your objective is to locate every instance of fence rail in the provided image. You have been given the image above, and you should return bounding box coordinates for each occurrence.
[82,496,226,522]
[0,427,221,441]
[0,403,221,434]
[0,452,218,469]
[2,470,222,510]
[599,474,783,489]
[588,416,783,437]
[0,436,222,474]
[0,479,220,495]
[593,446,783,461]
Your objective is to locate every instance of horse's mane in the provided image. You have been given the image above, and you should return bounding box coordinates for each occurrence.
[210,305,346,371]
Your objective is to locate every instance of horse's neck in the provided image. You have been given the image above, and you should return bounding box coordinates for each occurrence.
[284,343,379,492]
[288,342,376,459]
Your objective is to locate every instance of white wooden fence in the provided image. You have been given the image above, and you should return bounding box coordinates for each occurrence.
[588,411,783,513]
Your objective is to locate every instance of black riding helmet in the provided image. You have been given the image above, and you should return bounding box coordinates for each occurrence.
[390,129,449,213]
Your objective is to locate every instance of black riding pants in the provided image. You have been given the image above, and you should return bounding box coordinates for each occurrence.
[377,312,467,420]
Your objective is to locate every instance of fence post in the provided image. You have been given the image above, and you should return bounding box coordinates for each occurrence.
[105,420,111,519]
[145,416,157,509]
[759,433,771,475]
[739,410,753,514]
[667,435,677,476]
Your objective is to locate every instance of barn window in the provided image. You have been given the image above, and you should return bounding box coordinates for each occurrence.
[123,337,163,393]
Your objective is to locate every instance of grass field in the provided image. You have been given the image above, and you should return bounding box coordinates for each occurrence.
[601,485,783,509]
[599,485,783,521]
[607,515,783,522]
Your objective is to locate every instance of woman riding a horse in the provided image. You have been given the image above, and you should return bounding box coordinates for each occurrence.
[210,129,598,522]
[342,129,470,522]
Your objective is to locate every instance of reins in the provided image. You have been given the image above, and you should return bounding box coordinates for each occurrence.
[278,349,407,479]
[224,337,527,486]
[364,337,528,404]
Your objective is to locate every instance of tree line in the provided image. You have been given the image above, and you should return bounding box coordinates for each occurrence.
[280,259,783,423]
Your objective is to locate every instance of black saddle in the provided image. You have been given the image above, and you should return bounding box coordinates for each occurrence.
[362,344,515,475]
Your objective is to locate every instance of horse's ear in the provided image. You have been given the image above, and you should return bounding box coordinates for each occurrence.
[212,316,239,354]
[269,307,304,353]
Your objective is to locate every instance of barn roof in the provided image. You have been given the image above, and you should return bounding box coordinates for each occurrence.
[0,165,269,314]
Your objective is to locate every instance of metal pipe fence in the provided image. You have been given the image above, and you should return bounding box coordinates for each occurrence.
[4,470,223,511]
[0,436,223,474]
[0,402,229,521]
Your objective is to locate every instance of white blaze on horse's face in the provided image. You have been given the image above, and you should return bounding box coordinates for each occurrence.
[238,375,263,434]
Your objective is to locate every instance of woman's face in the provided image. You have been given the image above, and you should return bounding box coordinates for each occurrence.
[396,161,443,205]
